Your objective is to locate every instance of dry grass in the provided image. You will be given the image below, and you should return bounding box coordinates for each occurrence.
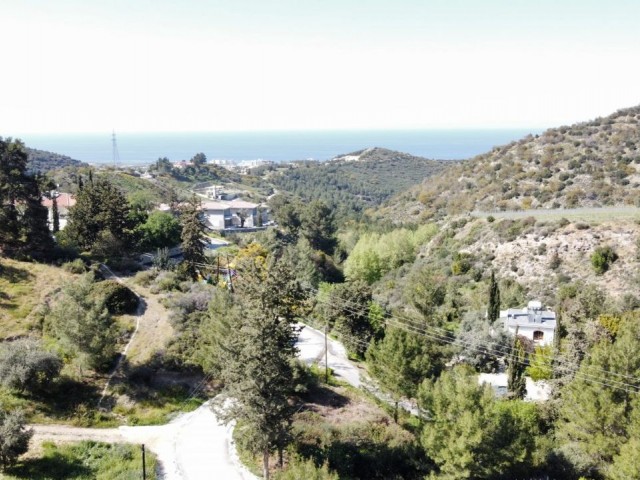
[303,384,391,426]
[0,258,75,338]
[112,281,175,366]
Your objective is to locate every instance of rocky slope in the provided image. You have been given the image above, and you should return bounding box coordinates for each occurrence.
[427,215,640,305]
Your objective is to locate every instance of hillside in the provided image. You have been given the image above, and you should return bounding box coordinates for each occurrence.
[26,147,87,173]
[265,147,456,221]
[376,106,640,223]
[365,213,640,322]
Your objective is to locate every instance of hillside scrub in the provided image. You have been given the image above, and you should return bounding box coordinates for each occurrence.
[44,273,118,372]
[376,106,640,224]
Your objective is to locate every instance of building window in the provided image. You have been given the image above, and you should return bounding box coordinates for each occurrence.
[533,331,544,341]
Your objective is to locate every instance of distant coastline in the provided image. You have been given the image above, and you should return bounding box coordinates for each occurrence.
[15,129,540,166]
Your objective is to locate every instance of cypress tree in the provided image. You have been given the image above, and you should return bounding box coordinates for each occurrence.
[52,195,60,233]
[180,196,206,279]
[487,270,501,322]
[507,330,527,399]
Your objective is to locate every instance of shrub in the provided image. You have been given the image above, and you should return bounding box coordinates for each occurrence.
[274,456,338,480]
[0,409,32,470]
[526,345,553,381]
[133,269,158,287]
[62,258,87,274]
[151,271,182,293]
[487,215,495,223]
[591,246,618,275]
[0,339,62,394]
[92,280,139,315]
[451,252,472,276]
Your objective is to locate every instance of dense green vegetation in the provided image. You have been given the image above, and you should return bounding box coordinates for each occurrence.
[0,138,53,259]
[4,110,640,479]
[262,148,453,222]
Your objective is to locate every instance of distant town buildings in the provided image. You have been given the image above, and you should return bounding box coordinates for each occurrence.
[500,301,557,346]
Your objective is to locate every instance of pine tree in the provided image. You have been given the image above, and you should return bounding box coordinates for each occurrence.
[66,177,135,251]
[51,195,60,233]
[0,137,53,258]
[487,270,500,322]
[212,257,306,479]
[507,332,527,399]
[45,272,117,371]
[180,196,207,279]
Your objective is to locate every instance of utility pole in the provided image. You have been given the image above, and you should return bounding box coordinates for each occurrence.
[142,444,147,480]
[324,324,329,383]
[111,130,120,168]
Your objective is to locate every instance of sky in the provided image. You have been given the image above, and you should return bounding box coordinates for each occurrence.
[2,0,640,134]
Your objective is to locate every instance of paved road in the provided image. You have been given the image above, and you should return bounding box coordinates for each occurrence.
[296,323,361,388]
[32,401,256,480]
[296,323,420,415]
[30,324,371,479]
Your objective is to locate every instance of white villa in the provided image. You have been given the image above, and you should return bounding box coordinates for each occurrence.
[200,198,262,230]
[500,301,557,346]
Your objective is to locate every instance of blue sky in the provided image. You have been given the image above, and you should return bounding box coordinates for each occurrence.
[2,0,639,133]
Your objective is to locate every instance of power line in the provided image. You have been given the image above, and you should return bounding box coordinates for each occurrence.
[306,287,640,395]
[305,283,640,387]
[184,265,640,394]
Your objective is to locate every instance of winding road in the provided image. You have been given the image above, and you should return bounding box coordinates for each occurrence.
[30,324,360,479]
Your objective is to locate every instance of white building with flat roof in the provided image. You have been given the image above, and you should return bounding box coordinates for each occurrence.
[200,198,262,230]
[500,301,556,346]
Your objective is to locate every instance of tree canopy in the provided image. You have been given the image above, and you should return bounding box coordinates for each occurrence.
[0,137,52,259]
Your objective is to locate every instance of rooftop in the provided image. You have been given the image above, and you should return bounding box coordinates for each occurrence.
[42,192,76,208]
[501,301,556,329]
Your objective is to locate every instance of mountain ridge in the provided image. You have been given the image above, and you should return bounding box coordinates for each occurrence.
[375,105,640,223]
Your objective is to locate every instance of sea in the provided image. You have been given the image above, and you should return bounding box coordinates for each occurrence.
[16,129,540,166]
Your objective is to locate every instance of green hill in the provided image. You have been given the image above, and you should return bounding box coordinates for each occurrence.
[376,106,640,223]
[264,147,456,221]
[26,147,87,173]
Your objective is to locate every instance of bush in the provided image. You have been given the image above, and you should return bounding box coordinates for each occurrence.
[133,269,158,287]
[0,339,62,394]
[92,280,139,315]
[151,271,181,293]
[591,246,618,275]
[451,252,472,276]
[62,258,87,274]
[0,409,32,470]
[274,456,338,480]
